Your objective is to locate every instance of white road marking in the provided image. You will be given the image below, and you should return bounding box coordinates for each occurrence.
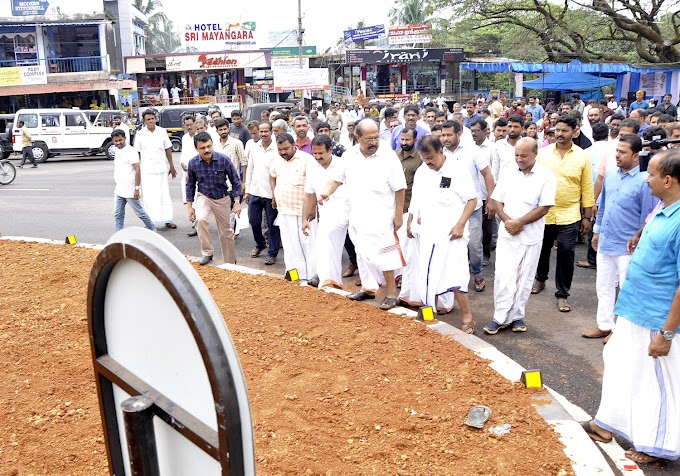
[0,188,50,191]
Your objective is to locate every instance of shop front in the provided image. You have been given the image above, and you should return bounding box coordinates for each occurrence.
[125,50,270,110]
[345,48,464,99]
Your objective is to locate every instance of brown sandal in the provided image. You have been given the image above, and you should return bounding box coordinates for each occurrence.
[531,279,545,294]
[460,320,476,334]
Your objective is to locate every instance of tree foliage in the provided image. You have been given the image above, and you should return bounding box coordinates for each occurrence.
[132,0,181,54]
[428,0,680,63]
[388,0,431,26]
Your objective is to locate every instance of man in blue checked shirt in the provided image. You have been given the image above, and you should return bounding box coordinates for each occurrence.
[581,134,658,340]
[186,131,243,266]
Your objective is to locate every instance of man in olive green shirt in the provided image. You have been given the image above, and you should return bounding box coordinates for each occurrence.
[18,120,37,168]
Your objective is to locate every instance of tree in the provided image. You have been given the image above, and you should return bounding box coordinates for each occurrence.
[428,0,679,63]
[133,0,181,54]
[388,0,431,26]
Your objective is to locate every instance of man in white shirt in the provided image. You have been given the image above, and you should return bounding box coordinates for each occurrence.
[485,138,556,334]
[159,85,170,106]
[441,120,495,293]
[450,112,474,148]
[302,134,351,288]
[320,120,407,310]
[170,85,181,104]
[179,115,197,204]
[134,109,177,228]
[400,135,477,333]
[113,115,130,143]
[112,129,156,232]
[244,121,280,265]
[470,118,495,264]
[491,114,524,184]
[214,118,247,239]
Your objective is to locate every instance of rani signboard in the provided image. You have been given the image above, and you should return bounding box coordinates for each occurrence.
[346,48,464,64]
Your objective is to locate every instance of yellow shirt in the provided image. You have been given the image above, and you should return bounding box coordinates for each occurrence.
[537,143,594,225]
[20,126,32,147]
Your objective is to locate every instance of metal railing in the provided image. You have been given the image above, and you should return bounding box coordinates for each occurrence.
[0,56,109,73]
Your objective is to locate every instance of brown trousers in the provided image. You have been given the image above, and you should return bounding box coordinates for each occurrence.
[194,193,236,263]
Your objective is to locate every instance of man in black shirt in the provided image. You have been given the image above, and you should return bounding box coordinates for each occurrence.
[229,110,252,147]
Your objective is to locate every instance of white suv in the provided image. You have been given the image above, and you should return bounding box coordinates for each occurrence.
[12,108,115,162]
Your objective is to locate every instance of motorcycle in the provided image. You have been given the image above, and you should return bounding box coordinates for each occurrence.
[0,159,16,185]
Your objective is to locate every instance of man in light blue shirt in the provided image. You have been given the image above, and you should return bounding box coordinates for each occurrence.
[525,96,545,122]
[629,90,650,112]
[582,148,680,466]
[582,134,658,339]
[390,104,430,151]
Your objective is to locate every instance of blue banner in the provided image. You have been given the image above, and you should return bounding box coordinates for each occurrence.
[12,0,50,16]
[343,24,385,44]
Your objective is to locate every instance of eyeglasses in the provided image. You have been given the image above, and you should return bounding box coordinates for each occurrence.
[360,136,379,143]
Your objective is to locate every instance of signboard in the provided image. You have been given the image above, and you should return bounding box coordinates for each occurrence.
[8,0,101,16]
[87,228,255,476]
[12,0,51,16]
[270,46,317,58]
[640,72,668,97]
[0,63,47,86]
[343,24,386,44]
[165,52,268,71]
[273,68,329,91]
[346,48,464,64]
[267,29,298,47]
[388,24,432,45]
[183,21,257,51]
[271,57,309,70]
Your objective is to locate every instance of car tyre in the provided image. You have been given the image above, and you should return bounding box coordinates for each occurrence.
[32,143,49,163]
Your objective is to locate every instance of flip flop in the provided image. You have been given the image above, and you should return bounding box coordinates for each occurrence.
[379,297,399,310]
[580,421,612,443]
[557,298,572,312]
[251,247,266,258]
[465,405,492,428]
[348,290,375,301]
[461,320,476,334]
[474,277,486,292]
[624,450,660,464]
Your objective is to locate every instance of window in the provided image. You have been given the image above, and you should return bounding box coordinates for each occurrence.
[65,113,85,127]
[41,114,61,127]
[17,113,38,128]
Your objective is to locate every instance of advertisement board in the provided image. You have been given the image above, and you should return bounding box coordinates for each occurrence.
[7,0,104,17]
[346,48,464,64]
[273,68,329,91]
[183,21,257,51]
[270,46,317,58]
[271,58,309,70]
[640,72,668,97]
[388,25,432,45]
[165,52,268,71]
[343,24,386,44]
[0,63,47,86]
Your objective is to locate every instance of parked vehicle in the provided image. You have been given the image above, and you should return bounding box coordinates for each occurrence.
[0,114,14,159]
[139,105,211,152]
[242,102,292,123]
[12,109,115,162]
[84,110,137,148]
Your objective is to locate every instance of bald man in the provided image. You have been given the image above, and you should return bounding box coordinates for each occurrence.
[485,137,557,334]
[320,119,406,310]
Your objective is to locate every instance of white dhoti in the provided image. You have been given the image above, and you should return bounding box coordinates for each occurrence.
[400,231,469,313]
[349,226,405,293]
[315,214,349,289]
[395,212,413,279]
[181,169,188,203]
[278,214,315,280]
[492,237,542,326]
[141,172,173,225]
[594,318,680,461]
[595,253,631,331]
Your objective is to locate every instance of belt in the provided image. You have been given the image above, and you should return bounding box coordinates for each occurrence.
[205,193,228,200]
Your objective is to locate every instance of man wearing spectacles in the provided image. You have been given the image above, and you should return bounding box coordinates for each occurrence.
[320,120,407,310]
[390,105,431,151]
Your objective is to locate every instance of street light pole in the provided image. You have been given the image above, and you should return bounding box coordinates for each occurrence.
[298,0,304,69]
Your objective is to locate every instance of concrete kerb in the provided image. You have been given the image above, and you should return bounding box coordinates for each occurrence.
[0,236,618,475]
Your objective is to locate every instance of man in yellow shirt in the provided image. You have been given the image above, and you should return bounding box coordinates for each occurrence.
[17,120,37,168]
[532,116,594,312]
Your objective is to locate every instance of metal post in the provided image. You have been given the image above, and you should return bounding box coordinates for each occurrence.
[122,396,161,476]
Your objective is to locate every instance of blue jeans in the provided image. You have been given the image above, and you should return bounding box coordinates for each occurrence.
[468,206,483,277]
[248,195,280,257]
[114,195,157,232]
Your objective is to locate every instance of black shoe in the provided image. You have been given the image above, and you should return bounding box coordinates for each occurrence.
[199,255,213,265]
[31,165,38,168]
[308,275,320,287]
[187,229,198,237]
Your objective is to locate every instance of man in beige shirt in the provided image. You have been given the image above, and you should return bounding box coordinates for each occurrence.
[17,120,37,168]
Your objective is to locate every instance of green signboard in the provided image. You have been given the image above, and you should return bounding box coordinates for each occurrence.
[270,46,317,58]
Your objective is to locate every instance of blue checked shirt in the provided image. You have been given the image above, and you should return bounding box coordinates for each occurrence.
[593,165,658,256]
[186,151,242,203]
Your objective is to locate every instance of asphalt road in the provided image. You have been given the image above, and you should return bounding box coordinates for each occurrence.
[1,153,677,475]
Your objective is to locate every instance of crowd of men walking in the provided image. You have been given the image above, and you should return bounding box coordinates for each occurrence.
[111,90,680,466]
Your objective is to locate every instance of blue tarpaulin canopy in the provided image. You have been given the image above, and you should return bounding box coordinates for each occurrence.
[460,59,668,74]
[522,71,616,91]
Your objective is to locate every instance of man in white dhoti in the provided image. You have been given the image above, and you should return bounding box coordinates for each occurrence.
[301,134,350,289]
[134,109,177,228]
[179,115,196,204]
[581,149,680,466]
[399,135,478,333]
[269,133,316,280]
[320,119,407,310]
[484,138,556,334]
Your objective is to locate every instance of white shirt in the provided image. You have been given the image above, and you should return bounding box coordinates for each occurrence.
[331,141,407,234]
[159,87,169,100]
[113,144,139,198]
[170,87,180,100]
[409,156,477,243]
[305,155,350,219]
[179,133,197,168]
[491,138,517,184]
[114,124,130,143]
[244,138,258,165]
[491,162,557,245]
[246,139,278,198]
[474,139,494,200]
[444,144,488,210]
[134,126,171,174]
[460,126,475,148]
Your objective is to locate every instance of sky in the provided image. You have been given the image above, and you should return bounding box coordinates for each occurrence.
[160,0,395,51]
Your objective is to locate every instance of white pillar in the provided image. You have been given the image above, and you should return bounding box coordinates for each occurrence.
[514,73,523,99]
[402,79,406,95]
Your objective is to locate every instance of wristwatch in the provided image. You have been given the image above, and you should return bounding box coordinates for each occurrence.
[660,329,676,341]
[134,186,141,191]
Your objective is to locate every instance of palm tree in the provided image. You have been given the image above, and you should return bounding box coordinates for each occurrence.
[388,0,430,26]
[133,0,180,54]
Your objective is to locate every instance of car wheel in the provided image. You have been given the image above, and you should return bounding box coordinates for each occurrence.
[32,143,49,163]
[171,139,182,153]
[105,141,116,160]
